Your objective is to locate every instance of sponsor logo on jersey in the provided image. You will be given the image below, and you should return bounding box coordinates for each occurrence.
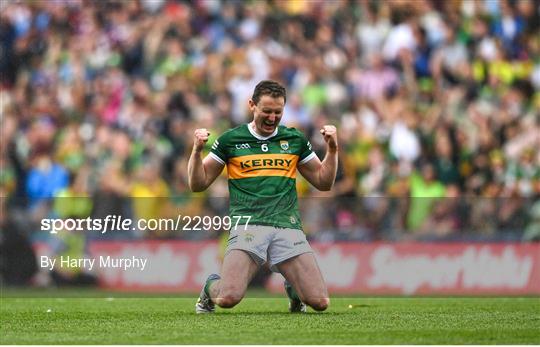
[239,158,293,170]
[228,154,299,179]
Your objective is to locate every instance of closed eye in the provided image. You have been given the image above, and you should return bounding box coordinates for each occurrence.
[262,109,282,115]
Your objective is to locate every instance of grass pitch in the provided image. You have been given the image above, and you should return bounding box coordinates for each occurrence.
[1,292,539,344]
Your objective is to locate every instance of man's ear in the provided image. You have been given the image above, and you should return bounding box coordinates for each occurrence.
[248,99,256,112]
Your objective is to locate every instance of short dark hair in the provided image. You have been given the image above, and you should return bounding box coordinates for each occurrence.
[251,80,286,105]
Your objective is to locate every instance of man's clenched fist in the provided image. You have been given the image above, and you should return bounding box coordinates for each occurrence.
[320,125,338,151]
[193,128,210,153]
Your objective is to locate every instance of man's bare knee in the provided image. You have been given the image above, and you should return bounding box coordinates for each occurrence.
[306,297,329,311]
[215,287,244,308]
[216,294,242,308]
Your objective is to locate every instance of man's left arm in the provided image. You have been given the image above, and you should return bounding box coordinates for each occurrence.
[298,125,338,191]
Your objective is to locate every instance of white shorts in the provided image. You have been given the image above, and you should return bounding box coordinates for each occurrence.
[225,225,313,272]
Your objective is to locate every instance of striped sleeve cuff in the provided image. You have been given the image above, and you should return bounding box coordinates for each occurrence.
[299,152,317,165]
[208,152,226,165]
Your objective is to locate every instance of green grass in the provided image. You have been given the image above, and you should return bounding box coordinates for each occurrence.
[1,294,539,344]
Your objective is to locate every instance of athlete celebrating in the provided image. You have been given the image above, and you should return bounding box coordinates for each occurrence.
[188,80,338,313]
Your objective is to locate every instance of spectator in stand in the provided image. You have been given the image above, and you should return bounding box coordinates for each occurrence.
[26,145,69,207]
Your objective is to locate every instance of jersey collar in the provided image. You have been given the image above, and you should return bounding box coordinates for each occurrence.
[247,122,278,140]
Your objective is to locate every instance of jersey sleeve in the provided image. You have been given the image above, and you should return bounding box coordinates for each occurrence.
[209,134,227,165]
[298,132,317,165]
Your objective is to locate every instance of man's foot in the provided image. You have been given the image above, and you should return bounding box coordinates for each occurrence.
[195,274,221,314]
[284,280,306,313]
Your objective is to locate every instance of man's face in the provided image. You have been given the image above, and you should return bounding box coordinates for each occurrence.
[249,95,285,136]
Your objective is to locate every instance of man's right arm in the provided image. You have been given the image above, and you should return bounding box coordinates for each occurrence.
[187,128,225,192]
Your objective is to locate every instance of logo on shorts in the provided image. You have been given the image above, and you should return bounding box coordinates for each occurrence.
[244,233,254,242]
[294,241,306,246]
[280,141,289,151]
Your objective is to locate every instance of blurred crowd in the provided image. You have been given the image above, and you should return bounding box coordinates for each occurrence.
[1,0,539,241]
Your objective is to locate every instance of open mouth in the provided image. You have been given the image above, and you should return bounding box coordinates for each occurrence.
[262,121,275,131]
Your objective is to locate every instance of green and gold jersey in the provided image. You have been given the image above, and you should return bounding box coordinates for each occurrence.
[209,123,316,230]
